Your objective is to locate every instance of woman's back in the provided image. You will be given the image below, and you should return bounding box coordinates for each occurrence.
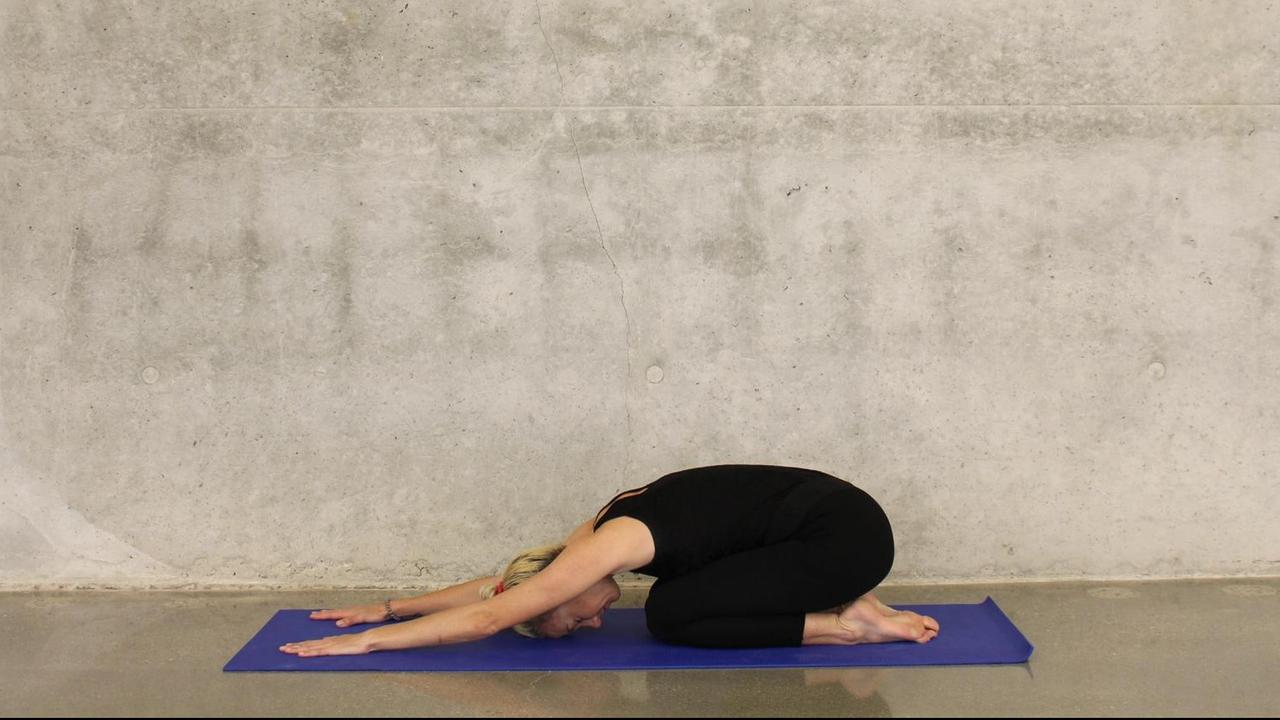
[593,464,856,577]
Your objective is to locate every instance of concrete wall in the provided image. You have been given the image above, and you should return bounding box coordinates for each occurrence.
[2,0,1277,589]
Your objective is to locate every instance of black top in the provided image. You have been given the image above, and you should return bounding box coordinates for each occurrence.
[592,464,853,577]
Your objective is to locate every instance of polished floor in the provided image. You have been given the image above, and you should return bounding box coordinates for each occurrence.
[3,578,1278,717]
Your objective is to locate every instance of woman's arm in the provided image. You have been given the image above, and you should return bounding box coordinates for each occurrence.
[282,523,637,657]
[307,574,502,628]
[363,603,498,651]
[281,566,584,657]
[370,532,627,652]
[390,574,502,618]
[282,602,498,656]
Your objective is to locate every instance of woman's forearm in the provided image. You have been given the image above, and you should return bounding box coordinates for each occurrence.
[390,575,500,618]
[364,604,494,651]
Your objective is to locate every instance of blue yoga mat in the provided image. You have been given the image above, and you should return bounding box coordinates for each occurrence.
[224,597,1032,672]
[225,591,1034,671]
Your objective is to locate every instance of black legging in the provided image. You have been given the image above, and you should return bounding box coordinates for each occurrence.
[643,483,895,648]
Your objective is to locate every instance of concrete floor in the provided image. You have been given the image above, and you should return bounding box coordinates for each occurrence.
[3,578,1277,717]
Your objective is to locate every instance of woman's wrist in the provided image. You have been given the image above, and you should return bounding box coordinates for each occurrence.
[384,598,405,622]
[386,597,425,621]
[392,575,498,618]
[358,627,385,653]
[363,617,423,652]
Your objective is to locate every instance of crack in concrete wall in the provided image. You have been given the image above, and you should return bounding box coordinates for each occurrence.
[537,0,635,478]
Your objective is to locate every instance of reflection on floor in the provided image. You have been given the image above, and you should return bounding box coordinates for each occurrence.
[3,578,1277,716]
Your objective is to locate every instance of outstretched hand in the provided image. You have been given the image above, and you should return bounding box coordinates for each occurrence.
[279,632,373,657]
[308,603,388,628]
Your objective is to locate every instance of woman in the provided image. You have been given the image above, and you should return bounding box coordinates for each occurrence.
[280,464,939,657]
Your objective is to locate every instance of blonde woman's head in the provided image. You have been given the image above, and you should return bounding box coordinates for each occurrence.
[481,543,621,639]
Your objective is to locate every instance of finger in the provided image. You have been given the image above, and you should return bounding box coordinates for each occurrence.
[298,639,343,657]
[310,610,340,619]
[283,641,327,656]
[280,638,327,651]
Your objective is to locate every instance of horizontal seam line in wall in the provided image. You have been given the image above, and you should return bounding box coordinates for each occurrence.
[1,103,1279,113]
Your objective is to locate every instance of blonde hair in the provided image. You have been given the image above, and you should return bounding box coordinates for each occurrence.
[479,543,566,638]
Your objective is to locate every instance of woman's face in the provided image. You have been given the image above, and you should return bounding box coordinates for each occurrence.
[537,576,621,638]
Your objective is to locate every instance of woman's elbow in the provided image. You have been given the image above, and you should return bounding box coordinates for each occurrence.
[470,607,505,639]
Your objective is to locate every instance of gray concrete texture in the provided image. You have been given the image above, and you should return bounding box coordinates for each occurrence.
[1,1,1278,589]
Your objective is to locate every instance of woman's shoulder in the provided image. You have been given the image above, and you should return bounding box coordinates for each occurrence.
[562,516,656,573]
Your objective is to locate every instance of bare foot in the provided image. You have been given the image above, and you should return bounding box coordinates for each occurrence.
[837,596,940,644]
[860,591,900,617]
[862,592,942,636]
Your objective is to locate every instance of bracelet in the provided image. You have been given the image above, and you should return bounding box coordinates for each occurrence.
[384,598,404,622]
